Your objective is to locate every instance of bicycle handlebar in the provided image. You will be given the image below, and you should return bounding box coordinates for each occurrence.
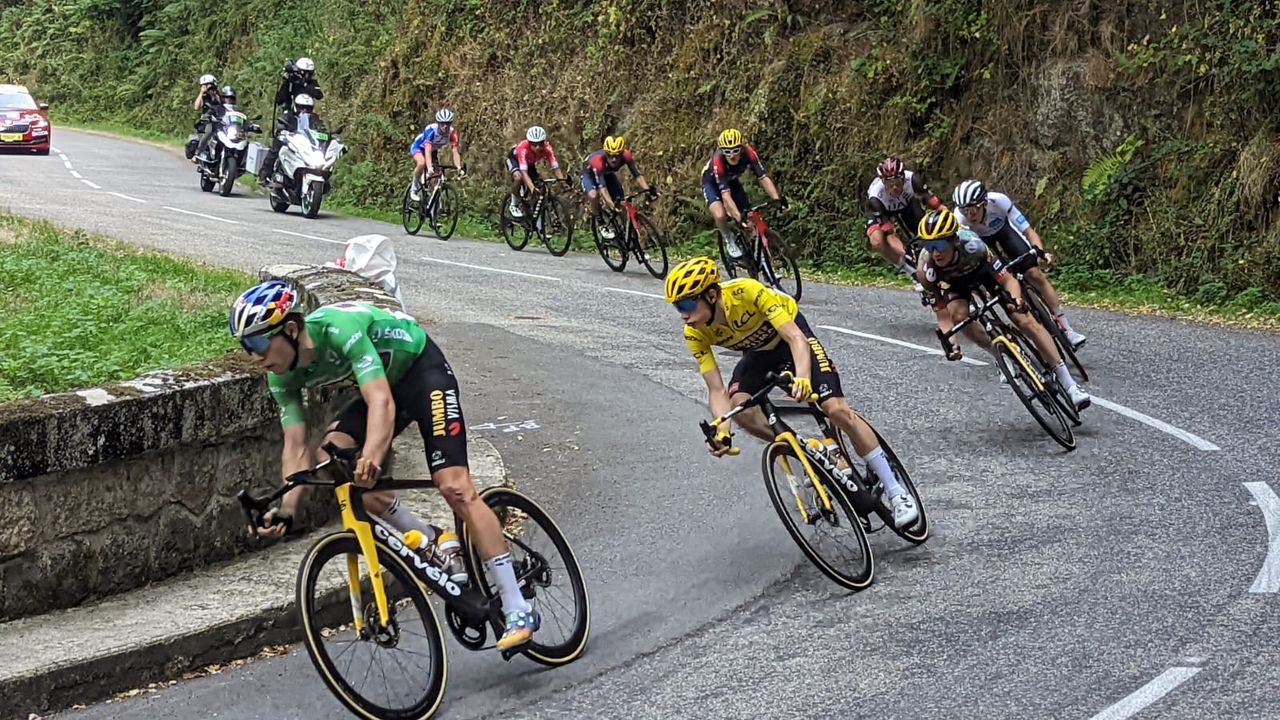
[700,371,820,455]
[236,442,388,531]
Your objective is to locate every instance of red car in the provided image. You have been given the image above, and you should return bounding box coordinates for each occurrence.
[0,84,51,155]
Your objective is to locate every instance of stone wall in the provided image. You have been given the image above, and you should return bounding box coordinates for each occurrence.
[0,264,399,622]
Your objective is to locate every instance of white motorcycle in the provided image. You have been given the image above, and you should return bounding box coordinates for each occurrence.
[266,118,346,219]
[188,107,261,197]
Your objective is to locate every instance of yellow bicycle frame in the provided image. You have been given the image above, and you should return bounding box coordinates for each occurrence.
[773,431,835,524]
[991,334,1046,393]
[336,484,392,633]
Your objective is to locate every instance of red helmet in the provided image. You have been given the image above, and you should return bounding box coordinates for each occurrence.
[876,157,905,180]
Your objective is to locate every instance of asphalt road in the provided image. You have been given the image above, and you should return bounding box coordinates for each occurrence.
[3,129,1279,720]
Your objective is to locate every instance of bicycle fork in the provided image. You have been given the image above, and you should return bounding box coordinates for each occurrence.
[774,431,835,524]
[992,335,1047,393]
[338,484,392,635]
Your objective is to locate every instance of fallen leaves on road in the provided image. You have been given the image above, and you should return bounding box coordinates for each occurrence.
[104,645,294,702]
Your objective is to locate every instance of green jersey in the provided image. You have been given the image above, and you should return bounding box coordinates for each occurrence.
[267,301,428,428]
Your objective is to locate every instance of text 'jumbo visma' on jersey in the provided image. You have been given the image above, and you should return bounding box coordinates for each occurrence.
[267,301,428,428]
[684,278,799,374]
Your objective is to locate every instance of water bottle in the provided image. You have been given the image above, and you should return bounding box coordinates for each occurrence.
[404,528,468,585]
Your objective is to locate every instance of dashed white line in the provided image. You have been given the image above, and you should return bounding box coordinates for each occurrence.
[161,206,240,225]
[604,286,664,299]
[80,179,102,190]
[1243,481,1280,593]
[62,160,73,170]
[420,256,560,281]
[1089,397,1221,452]
[271,228,342,244]
[819,325,989,366]
[50,146,61,153]
[1088,666,1201,720]
[106,191,147,204]
[69,170,83,179]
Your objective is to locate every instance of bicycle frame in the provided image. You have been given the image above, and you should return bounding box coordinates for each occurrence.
[700,372,838,524]
[938,290,1047,394]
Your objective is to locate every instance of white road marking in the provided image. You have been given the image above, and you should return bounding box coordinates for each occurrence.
[271,228,342,244]
[1244,481,1280,593]
[161,206,240,225]
[69,170,82,179]
[51,146,61,153]
[105,191,147,204]
[80,179,102,190]
[421,256,560,281]
[1088,666,1201,720]
[604,286,664,299]
[1090,397,1220,452]
[819,324,989,366]
[820,323,1221,451]
[62,160,73,170]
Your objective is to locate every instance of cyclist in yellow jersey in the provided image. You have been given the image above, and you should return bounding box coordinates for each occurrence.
[667,257,919,527]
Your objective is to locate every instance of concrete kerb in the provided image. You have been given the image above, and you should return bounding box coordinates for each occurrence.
[0,437,509,720]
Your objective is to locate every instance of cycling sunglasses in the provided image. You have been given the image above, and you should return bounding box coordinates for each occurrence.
[722,147,742,157]
[923,239,951,253]
[673,297,700,313]
[240,327,280,355]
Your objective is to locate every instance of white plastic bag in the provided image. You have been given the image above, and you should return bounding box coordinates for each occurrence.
[325,234,405,309]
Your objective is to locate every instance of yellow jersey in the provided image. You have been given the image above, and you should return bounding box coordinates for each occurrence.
[684,278,799,373]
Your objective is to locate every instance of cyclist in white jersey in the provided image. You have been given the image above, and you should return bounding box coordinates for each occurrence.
[952,179,1086,349]
[865,157,943,282]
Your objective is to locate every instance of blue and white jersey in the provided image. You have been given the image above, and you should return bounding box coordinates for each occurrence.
[954,191,1031,237]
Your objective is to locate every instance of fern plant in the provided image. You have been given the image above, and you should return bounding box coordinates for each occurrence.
[1082,134,1145,202]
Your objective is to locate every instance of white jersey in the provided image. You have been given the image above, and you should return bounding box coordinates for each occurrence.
[866,170,922,213]
[953,191,1031,237]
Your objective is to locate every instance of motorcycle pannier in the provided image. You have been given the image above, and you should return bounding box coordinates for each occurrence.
[244,141,268,176]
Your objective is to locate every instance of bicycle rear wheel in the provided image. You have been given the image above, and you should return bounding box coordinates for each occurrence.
[402,185,425,236]
[429,184,459,240]
[1025,283,1088,382]
[540,195,574,257]
[994,340,1076,450]
[762,441,874,590]
[500,199,530,251]
[830,425,929,545]
[632,213,669,278]
[297,532,447,720]
[460,487,590,666]
[761,230,802,301]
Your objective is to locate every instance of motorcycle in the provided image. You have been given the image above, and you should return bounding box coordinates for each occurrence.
[265,118,346,219]
[188,107,262,197]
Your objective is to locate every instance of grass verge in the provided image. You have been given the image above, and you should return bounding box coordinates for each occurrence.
[0,213,252,403]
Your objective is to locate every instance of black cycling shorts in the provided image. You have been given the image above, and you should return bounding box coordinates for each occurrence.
[727,313,844,402]
[332,340,469,473]
[983,224,1036,274]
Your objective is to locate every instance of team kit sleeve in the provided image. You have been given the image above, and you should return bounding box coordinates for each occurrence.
[545,143,560,169]
[623,150,641,177]
[754,283,796,327]
[746,145,767,177]
[685,328,718,374]
[1003,196,1033,233]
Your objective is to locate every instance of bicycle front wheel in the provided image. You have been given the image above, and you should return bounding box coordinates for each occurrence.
[761,230,802,301]
[500,199,530,251]
[762,441,874,590]
[461,487,590,666]
[540,195,575,256]
[592,215,628,271]
[297,532,448,720]
[633,212,669,278]
[402,186,425,236]
[429,184,459,240]
[995,340,1076,450]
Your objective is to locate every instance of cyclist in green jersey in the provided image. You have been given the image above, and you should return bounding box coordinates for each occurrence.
[229,280,539,650]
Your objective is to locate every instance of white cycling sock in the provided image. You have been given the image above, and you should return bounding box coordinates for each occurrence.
[1052,306,1076,333]
[380,496,438,540]
[896,256,915,277]
[1053,361,1078,390]
[862,447,904,498]
[485,553,532,615]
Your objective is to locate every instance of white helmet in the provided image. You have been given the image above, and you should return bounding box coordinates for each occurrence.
[953,179,988,208]
[295,57,315,72]
[526,126,547,143]
[294,93,315,110]
[199,73,217,86]
[435,108,455,123]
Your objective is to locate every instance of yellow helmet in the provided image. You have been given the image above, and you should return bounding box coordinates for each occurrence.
[603,135,625,155]
[665,257,721,303]
[717,128,743,149]
[917,209,959,241]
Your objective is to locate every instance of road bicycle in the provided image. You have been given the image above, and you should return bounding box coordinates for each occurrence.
[499,178,575,256]
[590,190,668,278]
[717,198,802,300]
[700,372,927,590]
[401,164,461,240]
[238,443,590,719]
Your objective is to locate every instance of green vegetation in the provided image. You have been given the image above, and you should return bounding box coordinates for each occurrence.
[0,214,252,402]
[4,0,1278,317]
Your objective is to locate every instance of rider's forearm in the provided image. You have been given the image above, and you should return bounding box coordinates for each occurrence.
[760,176,780,201]
[362,395,396,469]
[722,193,741,221]
[281,423,312,479]
[452,148,462,169]
[637,175,650,190]
[787,333,813,381]
[1000,273,1025,305]
[708,386,734,420]
[1024,227,1044,251]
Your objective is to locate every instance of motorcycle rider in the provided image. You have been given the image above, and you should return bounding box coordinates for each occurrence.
[261,94,323,185]
[191,74,223,163]
[274,57,323,114]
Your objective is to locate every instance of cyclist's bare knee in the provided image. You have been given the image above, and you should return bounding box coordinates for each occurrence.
[432,467,479,513]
